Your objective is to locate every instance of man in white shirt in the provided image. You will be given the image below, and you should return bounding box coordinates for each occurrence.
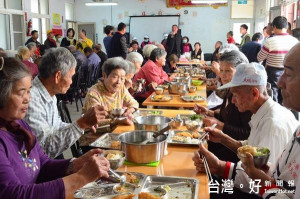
[193,62,299,198]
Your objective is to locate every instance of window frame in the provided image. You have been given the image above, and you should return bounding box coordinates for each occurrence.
[0,0,25,50]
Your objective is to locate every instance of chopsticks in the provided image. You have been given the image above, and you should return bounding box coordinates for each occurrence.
[198,123,217,182]
[201,154,212,182]
[198,123,217,142]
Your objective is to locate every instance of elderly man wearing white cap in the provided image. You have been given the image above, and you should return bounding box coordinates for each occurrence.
[141,35,151,49]
[193,62,298,198]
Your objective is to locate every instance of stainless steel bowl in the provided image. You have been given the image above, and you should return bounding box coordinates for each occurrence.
[104,150,125,170]
[253,154,270,168]
[110,108,126,118]
[134,115,171,131]
[238,152,270,169]
[118,131,167,163]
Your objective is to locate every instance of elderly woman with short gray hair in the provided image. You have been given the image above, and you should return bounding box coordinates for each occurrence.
[133,48,175,101]
[194,50,253,163]
[24,47,107,158]
[0,56,110,199]
[83,57,139,125]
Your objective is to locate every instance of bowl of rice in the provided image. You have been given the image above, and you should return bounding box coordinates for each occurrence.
[104,150,125,170]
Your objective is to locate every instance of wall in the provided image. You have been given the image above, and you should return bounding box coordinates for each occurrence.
[74,0,255,53]
[254,0,269,33]
[24,0,74,36]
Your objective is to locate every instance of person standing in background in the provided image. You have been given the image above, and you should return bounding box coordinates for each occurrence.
[181,36,193,54]
[44,30,57,48]
[25,30,41,46]
[141,35,151,49]
[103,25,114,58]
[166,24,182,58]
[61,28,77,47]
[110,22,128,59]
[77,29,93,53]
[240,24,251,48]
[241,32,263,63]
[257,16,298,104]
[227,31,235,44]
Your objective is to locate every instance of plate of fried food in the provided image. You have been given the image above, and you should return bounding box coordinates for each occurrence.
[151,95,173,102]
[168,130,202,146]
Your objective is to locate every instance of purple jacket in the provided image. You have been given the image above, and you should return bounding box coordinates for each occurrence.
[0,120,70,199]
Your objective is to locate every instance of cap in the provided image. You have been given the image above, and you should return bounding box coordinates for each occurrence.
[218,62,267,90]
[144,35,149,39]
[164,33,168,37]
[47,30,53,35]
[132,37,137,40]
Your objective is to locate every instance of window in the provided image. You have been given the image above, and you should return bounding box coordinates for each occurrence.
[233,23,251,44]
[31,0,49,14]
[0,13,10,50]
[12,14,24,50]
[7,0,22,10]
[0,0,5,9]
[32,18,50,44]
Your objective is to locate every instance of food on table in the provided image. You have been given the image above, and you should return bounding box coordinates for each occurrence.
[111,141,121,149]
[192,131,201,139]
[186,120,202,131]
[176,132,193,138]
[106,153,121,160]
[124,173,139,184]
[114,183,135,194]
[138,192,162,199]
[238,145,270,157]
[172,132,199,144]
[190,114,204,121]
[147,110,161,115]
[191,80,203,86]
[113,194,136,199]
[152,95,171,101]
[154,88,163,95]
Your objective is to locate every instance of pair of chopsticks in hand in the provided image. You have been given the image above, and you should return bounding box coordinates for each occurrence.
[198,123,217,182]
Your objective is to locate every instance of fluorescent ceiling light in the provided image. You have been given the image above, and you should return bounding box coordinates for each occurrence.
[85,2,118,6]
[191,0,227,4]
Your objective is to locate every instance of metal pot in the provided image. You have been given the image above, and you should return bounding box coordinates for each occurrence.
[134,115,171,131]
[118,131,167,163]
[168,82,188,94]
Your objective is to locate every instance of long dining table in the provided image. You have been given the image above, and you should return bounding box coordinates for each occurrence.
[142,84,207,109]
[113,108,210,199]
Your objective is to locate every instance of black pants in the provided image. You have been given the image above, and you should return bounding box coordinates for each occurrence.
[266,66,284,104]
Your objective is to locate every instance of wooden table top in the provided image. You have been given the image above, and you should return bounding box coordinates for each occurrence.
[177,61,206,65]
[142,85,207,108]
[113,109,209,199]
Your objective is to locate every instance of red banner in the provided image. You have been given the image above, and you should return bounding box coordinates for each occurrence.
[167,0,228,8]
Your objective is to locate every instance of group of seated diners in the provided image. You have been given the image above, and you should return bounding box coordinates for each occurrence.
[0,38,300,199]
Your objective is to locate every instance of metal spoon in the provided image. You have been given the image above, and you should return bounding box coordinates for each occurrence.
[139,125,172,144]
[109,168,126,184]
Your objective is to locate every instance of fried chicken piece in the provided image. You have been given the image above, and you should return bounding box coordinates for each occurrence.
[111,141,121,149]
[192,132,201,139]
[176,132,193,138]
[138,192,161,199]
[113,194,136,199]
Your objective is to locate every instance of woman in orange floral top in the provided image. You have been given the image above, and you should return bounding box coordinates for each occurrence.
[83,57,139,126]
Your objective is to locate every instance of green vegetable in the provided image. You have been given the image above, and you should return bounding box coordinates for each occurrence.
[254,147,270,156]
[190,114,204,121]
[147,110,161,115]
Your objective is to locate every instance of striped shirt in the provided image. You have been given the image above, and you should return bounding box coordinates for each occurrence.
[257,33,298,68]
